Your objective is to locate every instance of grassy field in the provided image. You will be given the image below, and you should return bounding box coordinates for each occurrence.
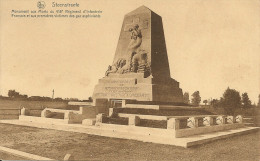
[0,99,69,119]
[0,99,68,110]
[0,123,259,161]
[0,151,27,160]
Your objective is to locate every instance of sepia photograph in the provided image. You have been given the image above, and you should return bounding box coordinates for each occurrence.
[0,0,259,160]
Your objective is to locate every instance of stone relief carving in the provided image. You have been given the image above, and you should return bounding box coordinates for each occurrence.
[105,58,126,76]
[105,23,151,76]
[130,49,150,74]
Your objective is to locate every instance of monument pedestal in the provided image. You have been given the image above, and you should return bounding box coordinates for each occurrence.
[93,73,183,103]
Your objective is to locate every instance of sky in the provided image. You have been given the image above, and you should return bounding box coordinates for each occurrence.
[0,0,259,103]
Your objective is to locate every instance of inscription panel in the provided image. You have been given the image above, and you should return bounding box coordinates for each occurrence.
[99,78,136,84]
[93,83,152,100]
[94,92,151,100]
[105,87,139,93]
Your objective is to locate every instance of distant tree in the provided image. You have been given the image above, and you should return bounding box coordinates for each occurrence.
[183,92,190,104]
[28,96,57,101]
[191,91,201,106]
[67,98,79,101]
[18,94,28,99]
[258,94,260,108]
[221,87,241,115]
[88,97,93,102]
[42,97,52,101]
[8,90,20,98]
[29,96,42,101]
[203,100,208,105]
[241,93,251,109]
[54,97,63,101]
[210,99,220,108]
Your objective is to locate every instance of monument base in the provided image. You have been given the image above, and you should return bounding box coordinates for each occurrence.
[92,73,183,103]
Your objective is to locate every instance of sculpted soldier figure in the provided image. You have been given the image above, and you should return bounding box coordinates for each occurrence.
[118,24,143,73]
[129,24,142,40]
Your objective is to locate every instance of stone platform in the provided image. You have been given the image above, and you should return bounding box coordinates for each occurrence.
[0,119,258,148]
[20,105,108,124]
[122,103,204,110]
[12,102,259,148]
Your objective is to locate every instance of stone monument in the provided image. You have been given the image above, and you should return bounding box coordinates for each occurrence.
[93,6,183,103]
[13,6,257,150]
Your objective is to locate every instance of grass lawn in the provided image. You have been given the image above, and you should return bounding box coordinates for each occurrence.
[0,151,27,160]
[0,123,259,160]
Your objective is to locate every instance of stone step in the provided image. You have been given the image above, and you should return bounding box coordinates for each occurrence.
[0,109,20,115]
[1,119,259,148]
[243,118,254,120]
[243,123,255,126]
[40,106,104,124]
[82,118,96,126]
[111,114,243,129]
[124,104,159,109]
[244,122,254,125]
[19,115,69,124]
[117,113,220,121]
[97,120,245,138]
[243,120,255,123]
[106,117,129,125]
[0,114,19,120]
[68,101,93,106]
[113,108,214,117]
[243,117,255,124]
[118,113,167,120]
[96,123,171,137]
[43,108,81,114]
[124,104,201,110]
[105,116,168,129]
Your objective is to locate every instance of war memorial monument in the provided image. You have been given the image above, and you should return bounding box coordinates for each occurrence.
[0,6,258,151]
[92,6,183,103]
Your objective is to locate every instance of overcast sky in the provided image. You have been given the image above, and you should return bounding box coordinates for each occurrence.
[0,0,259,103]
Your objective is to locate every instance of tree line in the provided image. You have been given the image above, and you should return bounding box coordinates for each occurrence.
[183,87,260,115]
[0,90,92,102]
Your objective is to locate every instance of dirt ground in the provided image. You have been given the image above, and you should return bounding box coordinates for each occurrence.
[0,123,259,161]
